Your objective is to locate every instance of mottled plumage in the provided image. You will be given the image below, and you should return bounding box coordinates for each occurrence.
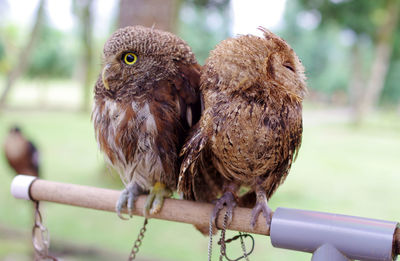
[92,26,201,218]
[179,28,307,227]
[4,126,39,177]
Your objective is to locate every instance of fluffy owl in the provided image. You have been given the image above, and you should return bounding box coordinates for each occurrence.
[179,28,307,227]
[92,26,201,218]
[4,126,39,177]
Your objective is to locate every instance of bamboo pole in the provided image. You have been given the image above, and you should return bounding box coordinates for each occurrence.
[29,179,270,236]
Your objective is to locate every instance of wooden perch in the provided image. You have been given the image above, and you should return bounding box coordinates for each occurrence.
[11,176,399,260]
[394,227,400,257]
[28,179,270,236]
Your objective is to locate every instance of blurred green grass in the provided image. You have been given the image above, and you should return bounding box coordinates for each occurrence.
[0,109,399,260]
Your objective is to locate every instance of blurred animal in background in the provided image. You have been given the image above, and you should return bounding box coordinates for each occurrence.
[4,126,40,177]
[179,28,307,228]
[92,26,201,219]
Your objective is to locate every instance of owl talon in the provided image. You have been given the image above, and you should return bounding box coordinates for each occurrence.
[211,191,237,228]
[144,182,172,217]
[127,192,135,216]
[250,194,272,228]
[116,183,144,220]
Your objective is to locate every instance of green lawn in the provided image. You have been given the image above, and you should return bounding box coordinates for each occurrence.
[0,109,399,260]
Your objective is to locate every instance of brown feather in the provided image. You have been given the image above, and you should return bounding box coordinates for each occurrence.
[179,28,307,217]
[92,26,201,193]
[4,127,39,177]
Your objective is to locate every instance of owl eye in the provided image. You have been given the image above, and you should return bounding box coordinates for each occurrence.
[123,52,137,65]
[283,62,294,72]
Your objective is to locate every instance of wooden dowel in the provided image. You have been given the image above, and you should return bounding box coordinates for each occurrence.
[16,177,400,258]
[394,227,400,257]
[29,179,270,236]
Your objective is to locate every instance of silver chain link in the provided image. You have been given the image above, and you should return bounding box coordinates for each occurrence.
[219,208,231,261]
[239,232,249,261]
[207,207,254,261]
[128,218,148,261]
[208,215,214,261]
[32,201,58,261]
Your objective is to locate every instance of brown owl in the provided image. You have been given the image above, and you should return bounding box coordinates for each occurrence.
[92,26,201,219]
[4,126,39,177]
[179,28,307,228]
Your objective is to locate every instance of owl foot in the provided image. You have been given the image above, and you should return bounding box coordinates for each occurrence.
[211,191,237,228]
[250,193,272,228]
[144,182,172,216]
[116,183,144,220]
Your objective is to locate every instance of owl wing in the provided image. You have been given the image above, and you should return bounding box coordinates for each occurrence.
[262,100,304,199]
[149,62,202,187]
[173,62,202,128]
[178,122,210,200]
[28,141,40,177]
[178,106,224,202]
[291,104,303,162]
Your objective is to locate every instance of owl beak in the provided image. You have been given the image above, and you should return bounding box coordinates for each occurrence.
[102,64,111,90]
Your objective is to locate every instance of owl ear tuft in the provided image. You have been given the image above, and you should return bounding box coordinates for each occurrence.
[257,26,272,39]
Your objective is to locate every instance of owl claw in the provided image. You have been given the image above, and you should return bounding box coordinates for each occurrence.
[250,194,272,228]
[127,192,135,216]
[144,182,172,217]
[116,183,144,220]
[211,191,237,228]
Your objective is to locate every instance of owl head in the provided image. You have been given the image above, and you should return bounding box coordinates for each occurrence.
[202,27,307,100]
[95,26,197,98]
[259,27,307,99]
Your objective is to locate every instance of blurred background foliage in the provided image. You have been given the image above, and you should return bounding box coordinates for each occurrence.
[27,24,77,78]
[0,0,399,260]
[0,0,399,114]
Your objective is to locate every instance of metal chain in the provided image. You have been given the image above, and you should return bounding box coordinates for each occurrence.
[208,215,214,261]
[128,218,148,261]
[218,208,230,261]
[218,232,254,261]
[32,201,58,261]
[239,232,249,261]
[214,207,254,261]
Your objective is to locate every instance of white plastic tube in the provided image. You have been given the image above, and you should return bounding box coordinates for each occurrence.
[10,175,37,200]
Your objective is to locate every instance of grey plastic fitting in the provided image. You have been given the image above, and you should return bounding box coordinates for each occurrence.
[270,207,398,261]
[312,244,351,261]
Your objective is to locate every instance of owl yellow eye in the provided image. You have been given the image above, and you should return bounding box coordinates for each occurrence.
[123,52,137,65]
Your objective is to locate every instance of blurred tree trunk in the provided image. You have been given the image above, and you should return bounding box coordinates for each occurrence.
[74,0,94,113]
[0,0,46,108]
[353,0,399,123]
[349,43,364,110]
[118,0,181,32]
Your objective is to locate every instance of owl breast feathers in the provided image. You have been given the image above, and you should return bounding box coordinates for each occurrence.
[92,26,201,217]
[179,28,307,227]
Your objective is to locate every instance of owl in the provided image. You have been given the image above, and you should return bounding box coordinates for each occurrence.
[179,28,307,228]
[92,26,201,219]
[4,126,39,177]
